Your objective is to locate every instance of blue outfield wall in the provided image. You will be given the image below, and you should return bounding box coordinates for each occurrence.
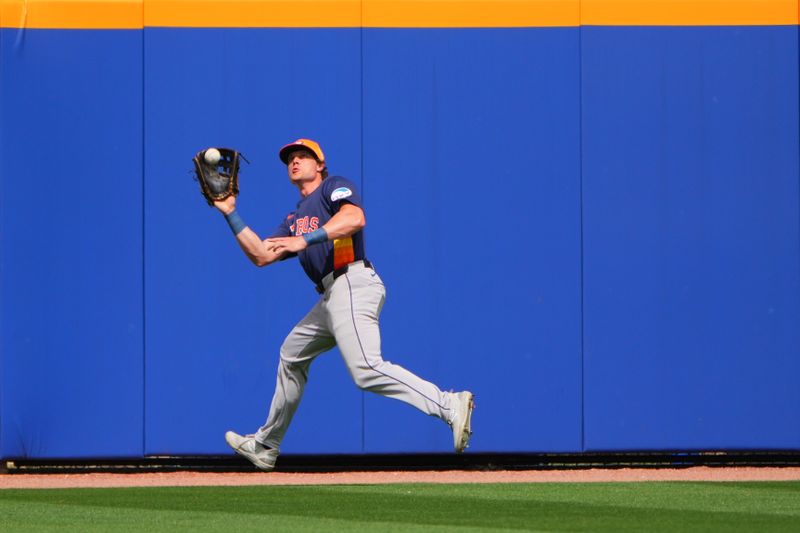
[0,30,144,458]
[1,24,798,459]
[581,26,800,451]
[361,28,583,453]
[143,28,365,456]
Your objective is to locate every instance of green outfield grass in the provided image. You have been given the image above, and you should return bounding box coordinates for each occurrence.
[1,481,798,532]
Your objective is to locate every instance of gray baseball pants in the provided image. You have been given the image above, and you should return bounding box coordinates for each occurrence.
[254,261,454,449]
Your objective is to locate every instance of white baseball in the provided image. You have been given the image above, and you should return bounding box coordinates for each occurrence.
[204,148,221,165]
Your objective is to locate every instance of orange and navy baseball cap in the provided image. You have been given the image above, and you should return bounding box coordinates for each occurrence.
[279,138,325,164]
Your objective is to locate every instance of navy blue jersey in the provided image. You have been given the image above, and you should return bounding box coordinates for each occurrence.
[270,176,365,285]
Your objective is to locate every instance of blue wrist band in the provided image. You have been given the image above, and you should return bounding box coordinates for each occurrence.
[303,227,328,245]
[225,210,246,236]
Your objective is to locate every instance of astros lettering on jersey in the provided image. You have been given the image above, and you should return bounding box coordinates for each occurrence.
[272,176,364,284]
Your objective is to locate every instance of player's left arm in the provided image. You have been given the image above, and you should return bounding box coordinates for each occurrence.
[265,203,365,254]
[318,202,365,240]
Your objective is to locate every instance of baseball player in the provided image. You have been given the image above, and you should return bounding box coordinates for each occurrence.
[215,138,474,471]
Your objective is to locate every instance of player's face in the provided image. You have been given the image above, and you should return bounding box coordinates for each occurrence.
[286,149,323,183]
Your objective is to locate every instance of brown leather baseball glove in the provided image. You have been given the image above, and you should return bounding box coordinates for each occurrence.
[192,147,247,205]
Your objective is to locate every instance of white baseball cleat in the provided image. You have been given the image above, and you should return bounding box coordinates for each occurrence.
[449,391,475,453]
[225,431,279,472]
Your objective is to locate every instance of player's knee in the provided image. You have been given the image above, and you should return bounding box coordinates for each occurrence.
[279,341,299,362]
[279,354,303,371]
[351,370,375,391]
[279,356,310,380]
[278,350,301,371]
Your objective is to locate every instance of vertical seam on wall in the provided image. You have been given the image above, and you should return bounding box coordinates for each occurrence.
[141,6,147,459]
[359,0,366,454]
[578,3,586,454]
[0,27,4,457]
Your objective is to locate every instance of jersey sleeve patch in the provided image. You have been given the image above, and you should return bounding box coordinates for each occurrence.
[331,187,353,202]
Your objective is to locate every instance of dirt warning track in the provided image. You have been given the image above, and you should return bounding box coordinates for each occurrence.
[2,467,799,489]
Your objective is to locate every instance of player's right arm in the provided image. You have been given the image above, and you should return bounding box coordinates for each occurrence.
[213,196,288,267]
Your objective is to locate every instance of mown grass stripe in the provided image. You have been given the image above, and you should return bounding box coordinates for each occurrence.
[1,482,798,532]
